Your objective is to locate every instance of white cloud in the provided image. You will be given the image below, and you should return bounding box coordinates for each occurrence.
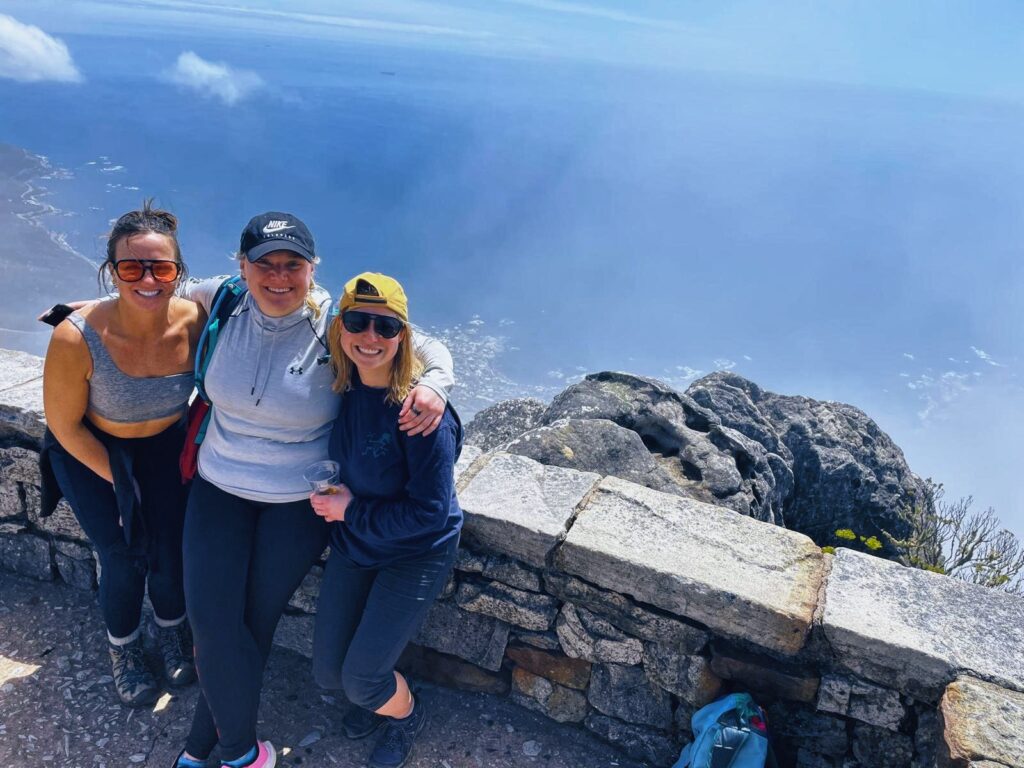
[167,51,262,105]
[902,352,915,360]
[713,358,736,371]
[910,370,974,421]
[0,14,81,83]
[971,346,1005,368]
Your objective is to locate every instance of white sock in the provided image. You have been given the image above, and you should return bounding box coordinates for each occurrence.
[108,625,142,646]
[153,612,186,629]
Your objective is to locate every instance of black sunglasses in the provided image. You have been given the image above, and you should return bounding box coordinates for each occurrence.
[112,259,181,283]
[341,310,404,339]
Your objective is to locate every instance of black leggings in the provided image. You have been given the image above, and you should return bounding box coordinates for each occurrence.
[182,475,328,761]
[47,422,188,638]
[312,537,458,710]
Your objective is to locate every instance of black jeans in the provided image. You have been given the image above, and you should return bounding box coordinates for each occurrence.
[312,536,459,710]
[47,421,188,638]
[182,475,328,762]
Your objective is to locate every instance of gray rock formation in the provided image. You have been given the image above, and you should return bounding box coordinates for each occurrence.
[689,371,923,550]
[534,372,786,524]
[466,369,927,552]
[464,397,546,451]
[503,418,684,495]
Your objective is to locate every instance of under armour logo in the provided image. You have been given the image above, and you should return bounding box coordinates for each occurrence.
[288,365,304,375]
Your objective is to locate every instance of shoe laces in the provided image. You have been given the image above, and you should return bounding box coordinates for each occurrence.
[158,623,191,664]
[111,642,150,688]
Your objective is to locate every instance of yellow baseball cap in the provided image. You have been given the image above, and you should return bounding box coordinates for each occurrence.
[338,272,408,323]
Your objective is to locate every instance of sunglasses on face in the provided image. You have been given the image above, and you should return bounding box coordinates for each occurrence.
[341,310,404,339]
[112,259,181,283]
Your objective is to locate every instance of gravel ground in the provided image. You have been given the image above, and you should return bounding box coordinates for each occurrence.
[0,572,647,768]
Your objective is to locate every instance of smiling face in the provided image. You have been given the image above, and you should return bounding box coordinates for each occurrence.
[109,232,179,310]
[240,249,314,317]
[339,305,405,387]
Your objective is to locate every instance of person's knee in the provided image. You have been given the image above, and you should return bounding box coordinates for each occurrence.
[97,541,146,588]
[341,664,393,710]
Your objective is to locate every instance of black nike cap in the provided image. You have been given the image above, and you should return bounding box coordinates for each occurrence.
[240,212,316,262]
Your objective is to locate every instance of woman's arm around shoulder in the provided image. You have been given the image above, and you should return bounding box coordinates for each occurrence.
[177,275,235,315]
[400,329,455,436]
[42,319,114,483]
[411,329,454,399]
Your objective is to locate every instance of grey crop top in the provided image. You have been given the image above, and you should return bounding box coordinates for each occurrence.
[68,312,195,423]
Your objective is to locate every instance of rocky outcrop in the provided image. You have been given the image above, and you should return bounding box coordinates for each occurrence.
[464,397,546,451]
[530,372,788,525]
[689,372,923,551]
[469,370,924,553]
[503,418,683,494]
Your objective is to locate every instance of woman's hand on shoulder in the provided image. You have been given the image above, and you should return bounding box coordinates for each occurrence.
[37,300,97,323]
[309,484,353,522]
[398,385,445,437]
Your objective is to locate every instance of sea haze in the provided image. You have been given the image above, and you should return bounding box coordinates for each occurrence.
[0,20,1021,538]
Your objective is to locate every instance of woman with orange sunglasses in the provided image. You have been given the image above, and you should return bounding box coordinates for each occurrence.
[41,202,202,708]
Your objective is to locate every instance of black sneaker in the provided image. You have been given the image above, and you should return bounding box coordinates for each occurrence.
[341,706,386,739]
[108,637,159,707]
[156,620,196,687]
[368,696,427,768]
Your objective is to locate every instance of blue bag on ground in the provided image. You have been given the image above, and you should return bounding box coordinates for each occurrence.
[673,692,773,768]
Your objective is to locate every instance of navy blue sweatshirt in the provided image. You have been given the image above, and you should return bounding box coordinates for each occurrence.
[328,374,463,567]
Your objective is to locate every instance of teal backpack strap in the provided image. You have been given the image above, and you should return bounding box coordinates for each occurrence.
[194,276,246,402]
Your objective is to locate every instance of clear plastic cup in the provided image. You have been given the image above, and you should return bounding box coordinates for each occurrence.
[303,460,340,495]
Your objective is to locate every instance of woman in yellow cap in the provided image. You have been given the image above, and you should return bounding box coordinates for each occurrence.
[309,272,463,768]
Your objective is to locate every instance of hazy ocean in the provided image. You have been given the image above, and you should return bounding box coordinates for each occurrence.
[3,28,1023,536]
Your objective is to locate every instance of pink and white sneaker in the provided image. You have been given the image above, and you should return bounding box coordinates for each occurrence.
[220,740,276,768]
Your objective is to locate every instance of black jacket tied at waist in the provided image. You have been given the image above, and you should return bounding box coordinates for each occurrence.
[40,423,155,571]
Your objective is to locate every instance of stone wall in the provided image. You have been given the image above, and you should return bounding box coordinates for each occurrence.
[2,348,1022,768]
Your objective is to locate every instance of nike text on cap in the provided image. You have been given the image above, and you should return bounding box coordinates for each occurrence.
[240,211,316,262]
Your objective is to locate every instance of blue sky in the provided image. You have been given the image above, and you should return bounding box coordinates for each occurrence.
[1,0,1021,540]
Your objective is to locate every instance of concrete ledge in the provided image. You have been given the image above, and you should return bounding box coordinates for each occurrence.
[554,476,824,656]
[459,452,599,568]
[822,549,1024,702]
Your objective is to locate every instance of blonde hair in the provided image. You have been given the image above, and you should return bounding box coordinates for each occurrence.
[235,251,324,319]
[328,314,423,404]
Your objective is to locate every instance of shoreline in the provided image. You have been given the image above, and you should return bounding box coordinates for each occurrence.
[11,146,98,271]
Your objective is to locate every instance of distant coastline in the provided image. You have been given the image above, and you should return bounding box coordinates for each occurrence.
[6,145,96,269]
[0,143,98,356]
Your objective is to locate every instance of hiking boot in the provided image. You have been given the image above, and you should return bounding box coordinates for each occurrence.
[156,620,196,687]
[368,696,427,768]
[108,637,159,707]
[220,740,276,768]
[341,706,386,739]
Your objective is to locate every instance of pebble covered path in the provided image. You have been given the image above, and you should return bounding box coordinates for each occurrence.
[0,572,646,767]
